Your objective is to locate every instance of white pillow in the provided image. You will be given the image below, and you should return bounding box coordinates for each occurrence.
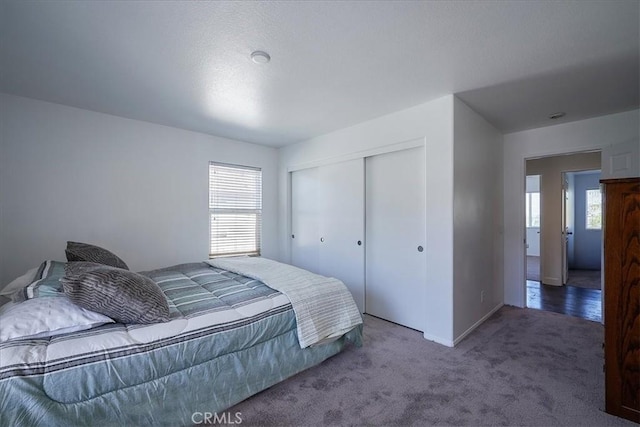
[0,267,39,296]
[0,297,114,342]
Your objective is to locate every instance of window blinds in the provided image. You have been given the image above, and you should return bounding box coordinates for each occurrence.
[209,162,262,257]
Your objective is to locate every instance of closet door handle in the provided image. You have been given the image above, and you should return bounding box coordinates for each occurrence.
[320,237,324,242]
[417,246,424,252]
[357,240,362,246]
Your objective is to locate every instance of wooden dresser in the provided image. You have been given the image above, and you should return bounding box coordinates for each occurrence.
[602,177,640,423]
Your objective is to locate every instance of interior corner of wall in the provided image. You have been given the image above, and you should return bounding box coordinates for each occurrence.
[452,302,504,346]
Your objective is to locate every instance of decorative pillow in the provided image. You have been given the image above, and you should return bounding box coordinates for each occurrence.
[64,261,107,277]
[65,241,129,270]
[0,297,114,342]
[61,266,170,324]
[11,261,67,302]
[0,266,39,296]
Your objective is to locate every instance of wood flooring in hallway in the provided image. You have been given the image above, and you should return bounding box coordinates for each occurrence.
[526,280,602,322]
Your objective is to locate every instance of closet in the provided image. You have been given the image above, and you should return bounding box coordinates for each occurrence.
[365,146,427,331]
[290,146,426,330]
[602,178,639,423]
[291,159,365,312]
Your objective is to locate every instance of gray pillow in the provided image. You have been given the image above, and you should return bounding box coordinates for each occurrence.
[64,261,107,277]
[61,266,170,324]
[65,241,129,270]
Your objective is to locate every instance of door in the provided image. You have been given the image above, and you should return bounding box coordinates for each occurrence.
[291,167,320,273]
[365,146,427,331]
[561,173,569,285]
[290,159,365,312]
[317,159,365,312]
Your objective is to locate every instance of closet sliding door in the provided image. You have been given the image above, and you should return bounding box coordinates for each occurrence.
[291,167,320,273]
[317,159,365,312]
[365,146,427,331]
[291,159,365,312]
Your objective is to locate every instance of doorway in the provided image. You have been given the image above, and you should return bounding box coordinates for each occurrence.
[524,153,603,322]
[525,175,541,282]
[565,170,603,290]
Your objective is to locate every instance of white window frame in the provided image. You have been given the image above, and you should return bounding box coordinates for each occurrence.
[525,191,540,228]
[208,162,262,257]
[585,188,602,230]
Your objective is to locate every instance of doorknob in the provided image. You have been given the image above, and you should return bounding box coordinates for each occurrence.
[320,237,324,242]
[417,246,424,252]
[357,240,362,246]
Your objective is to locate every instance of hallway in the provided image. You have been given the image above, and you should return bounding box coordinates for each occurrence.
[526,280,601,322]
[526,255,602,322]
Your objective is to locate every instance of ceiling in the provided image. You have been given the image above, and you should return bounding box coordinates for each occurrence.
[1,1,638,147]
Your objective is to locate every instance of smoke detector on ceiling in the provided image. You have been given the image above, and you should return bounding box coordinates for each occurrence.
[251,51,271,64]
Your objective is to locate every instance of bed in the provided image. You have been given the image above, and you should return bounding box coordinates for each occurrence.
[0,250,363,426]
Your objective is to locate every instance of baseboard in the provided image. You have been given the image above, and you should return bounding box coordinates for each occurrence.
[422,332,454,348]
[543,276,563,286]
[452,302,504,347]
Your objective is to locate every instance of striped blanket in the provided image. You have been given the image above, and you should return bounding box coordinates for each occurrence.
[206,257,362,348]
[1,261,363,426]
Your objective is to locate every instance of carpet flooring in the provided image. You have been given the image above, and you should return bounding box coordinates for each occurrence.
[228,307,632,426]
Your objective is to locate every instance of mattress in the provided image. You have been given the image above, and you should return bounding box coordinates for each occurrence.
[0,262,362,426]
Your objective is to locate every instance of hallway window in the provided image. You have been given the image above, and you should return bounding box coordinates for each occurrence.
[526,192,540,227]
[586,188,601,230]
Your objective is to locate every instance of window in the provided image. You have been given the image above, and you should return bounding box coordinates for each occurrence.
[586,188,602,230]
[209,162,262,257]
[526,192,540,227]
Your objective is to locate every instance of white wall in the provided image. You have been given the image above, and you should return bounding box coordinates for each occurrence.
[0,94,279,286]
[601,139,640,180]
[278,95,455,345]
[526,152,601,285]
[526,228,540,257]
[452,98,504,341]
[503,109,639,306]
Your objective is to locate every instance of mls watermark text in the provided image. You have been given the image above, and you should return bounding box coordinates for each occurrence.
[192,411,243,425]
